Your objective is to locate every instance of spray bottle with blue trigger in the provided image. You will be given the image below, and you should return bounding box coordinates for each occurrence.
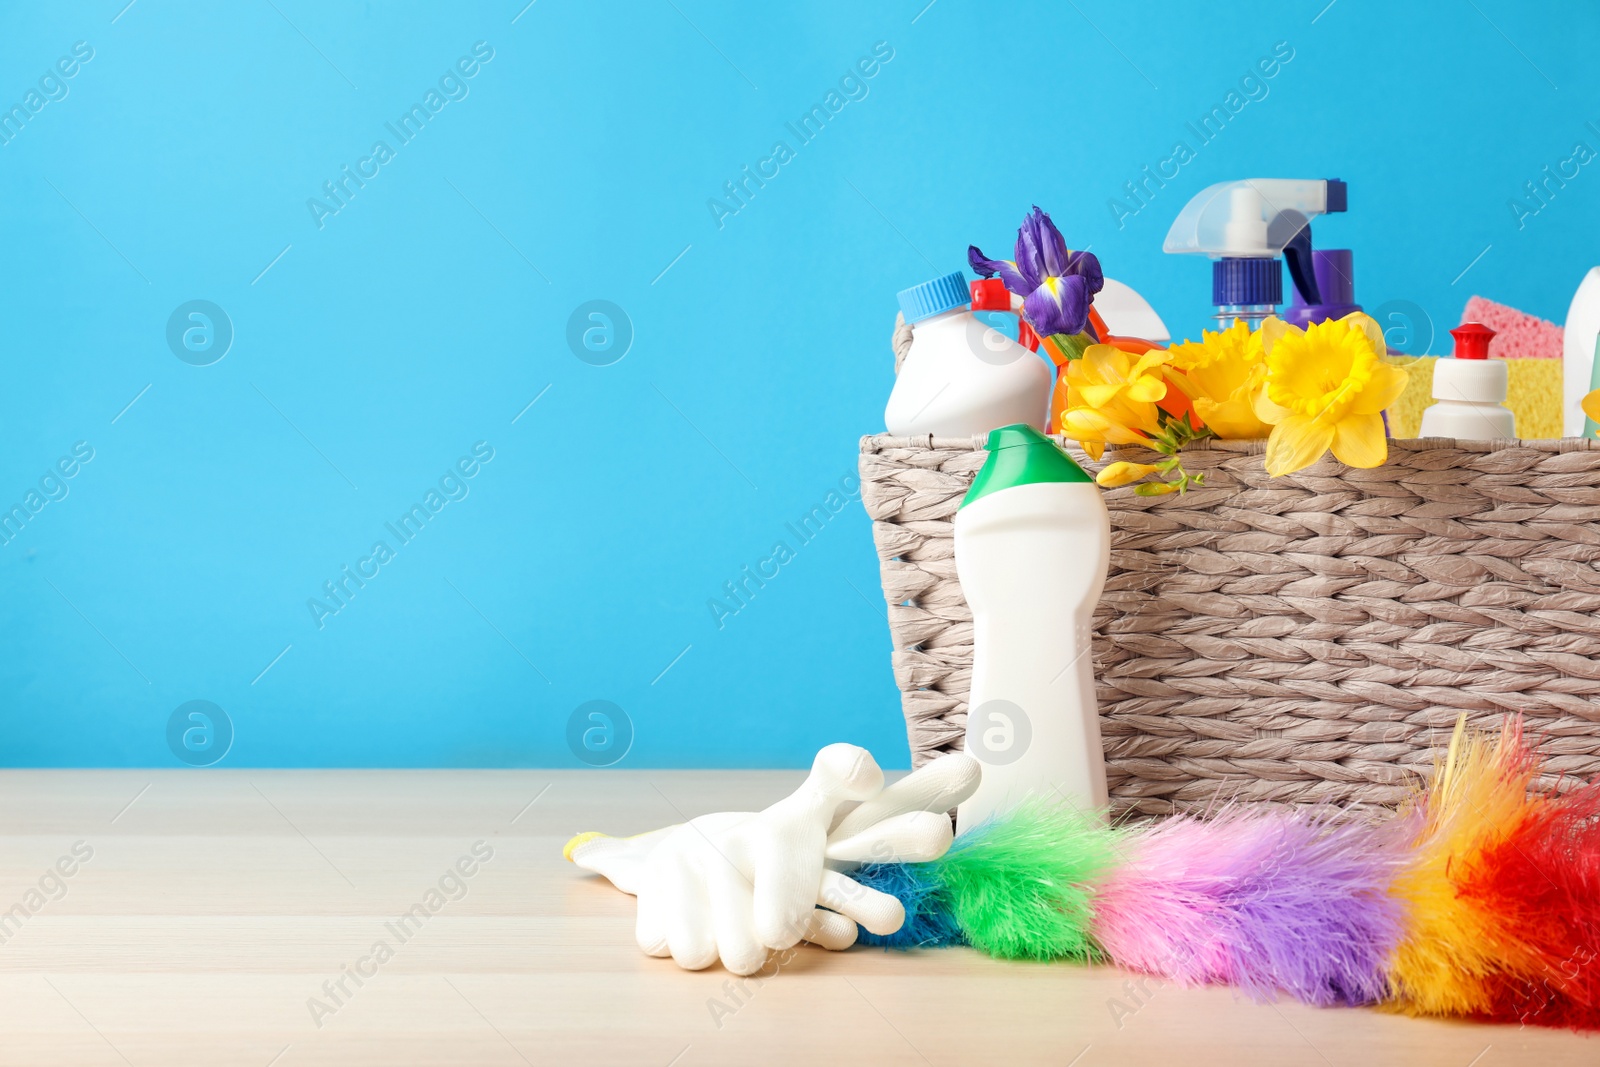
[1162,178,1349,329]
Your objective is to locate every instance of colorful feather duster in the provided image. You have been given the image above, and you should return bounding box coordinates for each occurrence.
[854,715,1600,1031]
[1458,780,1600,1028]
[933,798,1117,960]
[1093,808,1410,1006]
[851,859,962,950]
[1385,716,1543,1018]
[853,798,1117,959]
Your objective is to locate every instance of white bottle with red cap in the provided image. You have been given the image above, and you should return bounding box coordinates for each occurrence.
[885,271,1051,437]
[1419,323,1517,439]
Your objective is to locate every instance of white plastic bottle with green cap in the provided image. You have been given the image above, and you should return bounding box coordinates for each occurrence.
[885,271,1050,436]
[955,424,1111,830]
[1564,267,1600,436]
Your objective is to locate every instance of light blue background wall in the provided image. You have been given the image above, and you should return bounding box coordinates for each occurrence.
[3,0,1597,767]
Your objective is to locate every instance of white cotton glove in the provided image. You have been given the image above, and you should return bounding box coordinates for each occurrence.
[565,744,980,975]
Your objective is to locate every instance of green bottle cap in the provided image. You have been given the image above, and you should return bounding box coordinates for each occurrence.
[960,424,1091,508]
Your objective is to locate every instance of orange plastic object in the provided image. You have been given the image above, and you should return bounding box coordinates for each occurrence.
[1088,307,1112,344]
[1040,334,1074,434]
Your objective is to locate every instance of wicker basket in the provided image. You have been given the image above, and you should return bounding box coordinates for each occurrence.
[859,432,1600,817]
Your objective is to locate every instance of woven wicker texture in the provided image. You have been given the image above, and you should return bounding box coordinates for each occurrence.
[859,433,1600,817]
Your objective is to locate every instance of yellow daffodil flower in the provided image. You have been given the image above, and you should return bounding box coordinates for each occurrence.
[1252,313,1408,476]
[1058,344,1169,460]
[1165,320,1272,440]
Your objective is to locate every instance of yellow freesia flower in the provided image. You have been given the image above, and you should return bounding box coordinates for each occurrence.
[1252,313,1408,476]
[1058,344,1169,460]
[1095,460,1161,488]
[1165,320,1272,439]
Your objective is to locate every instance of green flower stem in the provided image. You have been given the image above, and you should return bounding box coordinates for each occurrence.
[1137,413,1214,495]
[1044,331,1095,362]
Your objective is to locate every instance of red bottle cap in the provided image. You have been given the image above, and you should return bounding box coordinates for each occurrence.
[968,277,1011,311]
[969,278,1038,349]
[1449,322,1496,360]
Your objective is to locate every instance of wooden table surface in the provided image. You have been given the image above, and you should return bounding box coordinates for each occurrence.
[0,769,1592,1066]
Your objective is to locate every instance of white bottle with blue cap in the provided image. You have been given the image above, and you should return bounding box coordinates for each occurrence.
[885,271,1051,437]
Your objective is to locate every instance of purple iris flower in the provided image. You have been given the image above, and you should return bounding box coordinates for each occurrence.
[968,206,1103,337]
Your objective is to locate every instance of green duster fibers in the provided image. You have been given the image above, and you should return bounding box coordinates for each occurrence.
[932,799,1119,960]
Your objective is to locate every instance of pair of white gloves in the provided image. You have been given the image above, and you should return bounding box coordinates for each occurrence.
[565,744,981,975]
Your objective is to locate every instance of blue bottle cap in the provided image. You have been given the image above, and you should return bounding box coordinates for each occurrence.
[897,271,970,324]
[1213,257,1282,307]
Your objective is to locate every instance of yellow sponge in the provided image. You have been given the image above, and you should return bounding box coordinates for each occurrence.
[1384,356,1564,439]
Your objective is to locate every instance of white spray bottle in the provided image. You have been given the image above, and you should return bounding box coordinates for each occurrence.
[955,424,1111,830]
[1163,178,1348,328]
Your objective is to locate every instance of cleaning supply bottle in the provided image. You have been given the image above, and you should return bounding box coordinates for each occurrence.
[1564,267,1600,436]
[1419,323,1516,439]
[954,424,1110,829]
[885,272,1051,437]
[1585,335,1600,440]
[1283,249,1362,328]
[1163,178,1348,329]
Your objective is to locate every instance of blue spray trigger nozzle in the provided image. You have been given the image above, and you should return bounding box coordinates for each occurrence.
[1284,227,1320,307]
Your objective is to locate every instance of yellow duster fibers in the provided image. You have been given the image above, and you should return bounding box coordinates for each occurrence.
[1386,716,1542,1017]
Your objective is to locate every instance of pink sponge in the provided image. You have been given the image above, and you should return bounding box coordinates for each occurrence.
[1461,296,1563,359]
